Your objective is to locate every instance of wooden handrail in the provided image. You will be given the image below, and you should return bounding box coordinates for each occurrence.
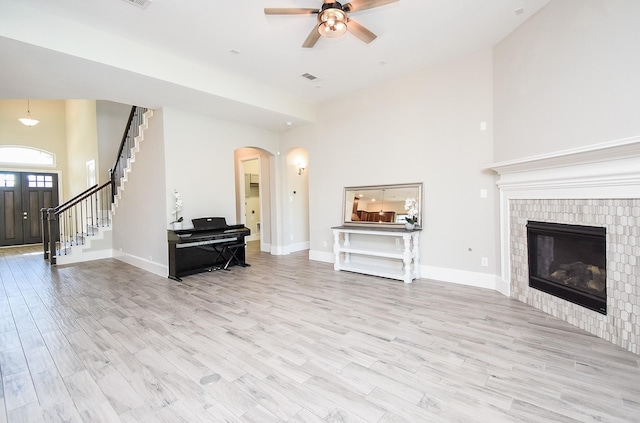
[112,106,137,173]
[55,181,110,215]
[54,184,98,213]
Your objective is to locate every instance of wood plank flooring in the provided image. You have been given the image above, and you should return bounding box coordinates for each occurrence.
[1,243,639,422]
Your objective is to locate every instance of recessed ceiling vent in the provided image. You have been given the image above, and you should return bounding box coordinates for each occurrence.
[122,0,152,9]
[301,73,318,81]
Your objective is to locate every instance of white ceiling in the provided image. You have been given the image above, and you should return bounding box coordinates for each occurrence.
[0,0,550,131]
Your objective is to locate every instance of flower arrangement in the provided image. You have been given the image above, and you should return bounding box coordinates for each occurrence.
[404,197,418,225]
[171,189,183,224]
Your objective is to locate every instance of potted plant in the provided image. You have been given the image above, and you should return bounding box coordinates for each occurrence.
[404,197,418,230]
[170,189,184,229]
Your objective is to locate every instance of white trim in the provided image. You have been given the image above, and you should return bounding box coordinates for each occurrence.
[56,249,113,265]
[309,249,333,263]
[309,248,502,291]
[488,134,640,298]
[270,244,287,255]
[421,265,499,290]
[289,241,310,253]
[487,135,640,175]
[113,250,167,278]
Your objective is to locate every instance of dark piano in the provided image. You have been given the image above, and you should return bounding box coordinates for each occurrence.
[167,217,250,281]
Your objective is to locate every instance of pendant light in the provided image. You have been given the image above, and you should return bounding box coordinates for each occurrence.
[379,189,385,220]
[19,100,40,127]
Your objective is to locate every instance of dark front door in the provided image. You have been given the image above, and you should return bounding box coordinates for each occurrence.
[0,171,59,246]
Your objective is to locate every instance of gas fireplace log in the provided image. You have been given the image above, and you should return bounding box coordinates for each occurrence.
[550,261,606,295]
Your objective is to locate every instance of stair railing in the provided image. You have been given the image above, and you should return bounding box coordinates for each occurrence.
[42,181,112,264]
[41,105,147,264]
[109,106,147,203]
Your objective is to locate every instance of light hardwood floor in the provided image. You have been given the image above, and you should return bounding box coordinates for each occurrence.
[1,243,639,422]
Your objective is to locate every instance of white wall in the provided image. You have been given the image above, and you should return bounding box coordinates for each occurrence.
[0,99,68,199]
[281,50,498,278]
[96,100,132,183]
[493,0,640,161]
[285,147,309,251]
[112,109,168,274]
[162,108,279,228]
[65,100,99,198]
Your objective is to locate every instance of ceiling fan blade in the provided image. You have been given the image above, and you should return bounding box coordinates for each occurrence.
[302,26,321,48]
[343,0,399,13]
[264,8,318,15]
[347,19,377,43]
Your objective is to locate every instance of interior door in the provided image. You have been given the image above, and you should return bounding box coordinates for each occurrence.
[0,171,59,246]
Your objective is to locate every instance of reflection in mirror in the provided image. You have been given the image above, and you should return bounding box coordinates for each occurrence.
[343,183,422,227]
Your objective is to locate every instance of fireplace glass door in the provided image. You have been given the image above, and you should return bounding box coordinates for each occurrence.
[527,221,607,314]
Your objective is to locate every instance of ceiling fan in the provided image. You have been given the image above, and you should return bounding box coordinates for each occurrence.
[264,0,399,48]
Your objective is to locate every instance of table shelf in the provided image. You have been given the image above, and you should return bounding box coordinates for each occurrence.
[332,225,421,284]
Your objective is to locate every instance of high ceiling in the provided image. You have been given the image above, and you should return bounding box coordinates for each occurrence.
[0,0,550,131]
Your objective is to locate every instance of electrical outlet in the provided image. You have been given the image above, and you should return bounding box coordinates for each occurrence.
[481,257,489,267]
[323,241,327,247]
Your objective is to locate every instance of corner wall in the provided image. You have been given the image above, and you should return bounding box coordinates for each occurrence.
[493,0,640,161]
[65,100,98,197]
[281,50,499,283]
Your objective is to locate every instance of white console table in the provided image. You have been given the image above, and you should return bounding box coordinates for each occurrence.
[332,226,421,284]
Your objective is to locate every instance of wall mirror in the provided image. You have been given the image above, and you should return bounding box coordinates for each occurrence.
[342,182,423,227]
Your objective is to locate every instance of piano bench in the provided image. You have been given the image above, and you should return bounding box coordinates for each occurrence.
[208,241,247,271]
[222,241,248,270]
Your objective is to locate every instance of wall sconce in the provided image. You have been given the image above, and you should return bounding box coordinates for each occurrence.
[296,160,306,175]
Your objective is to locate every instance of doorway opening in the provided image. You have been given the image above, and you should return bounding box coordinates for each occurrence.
[241,158,261,244]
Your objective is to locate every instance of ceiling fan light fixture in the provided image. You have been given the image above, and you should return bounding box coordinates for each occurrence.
[317,7,347,38]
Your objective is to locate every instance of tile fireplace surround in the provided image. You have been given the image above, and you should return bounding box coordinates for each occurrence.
[489,136,640,355]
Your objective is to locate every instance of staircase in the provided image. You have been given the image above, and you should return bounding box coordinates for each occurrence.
[42,107,153,265]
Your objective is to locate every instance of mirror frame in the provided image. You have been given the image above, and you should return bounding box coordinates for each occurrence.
[342,182,423,228]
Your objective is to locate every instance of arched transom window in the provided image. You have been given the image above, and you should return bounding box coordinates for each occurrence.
[0,146,56,166]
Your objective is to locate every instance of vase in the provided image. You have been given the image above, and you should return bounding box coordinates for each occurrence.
[405,222,415,230]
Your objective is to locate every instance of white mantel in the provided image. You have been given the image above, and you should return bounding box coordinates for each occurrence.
[487,135,640,355]
[488,135,640,296]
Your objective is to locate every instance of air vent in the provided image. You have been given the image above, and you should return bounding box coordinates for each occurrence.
[122,0,152,9]
[301,73,319,81]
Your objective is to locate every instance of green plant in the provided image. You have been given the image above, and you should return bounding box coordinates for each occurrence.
[404,197,418,225]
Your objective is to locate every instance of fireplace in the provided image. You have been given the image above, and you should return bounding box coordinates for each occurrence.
[527,221,607,314]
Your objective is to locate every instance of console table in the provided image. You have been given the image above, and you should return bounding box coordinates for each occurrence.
[332,226,421,283]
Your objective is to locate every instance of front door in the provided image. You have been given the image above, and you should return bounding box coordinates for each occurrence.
[0,171,59,246]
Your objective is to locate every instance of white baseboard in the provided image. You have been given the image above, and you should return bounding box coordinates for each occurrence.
[495,276,510,296]
[309,249,334,263]
[289,241,310,253]
[113,250,167,278]
[56,248,113,265]
[421,265,499,290]
[270,241,310,256]
[308,251,502,292]
[270,245,286,255]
